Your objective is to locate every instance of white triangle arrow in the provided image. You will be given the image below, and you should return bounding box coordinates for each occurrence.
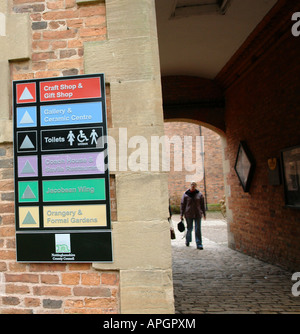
[20,87,34,101]
[20,111,34,124]
[20,135,34,149]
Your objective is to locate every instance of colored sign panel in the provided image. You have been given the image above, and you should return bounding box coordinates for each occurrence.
[40,102,103,127]
[17,106,37,128]
[18,156,38,178]
[43,204,107,228]
[40,77,101,102]
[41,127,103,151]
[43,178,106,202]
[41,152,105,177]
[16,82,36,104]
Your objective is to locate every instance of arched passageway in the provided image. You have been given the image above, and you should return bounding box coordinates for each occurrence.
[164,121,225,214]
[162,76,226,136]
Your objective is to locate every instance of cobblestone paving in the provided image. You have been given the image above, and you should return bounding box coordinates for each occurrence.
[171,215,300,314]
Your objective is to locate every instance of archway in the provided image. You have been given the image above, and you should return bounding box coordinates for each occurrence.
[162,76,226,136]
[164,121,226,215]
[161,75,229,247]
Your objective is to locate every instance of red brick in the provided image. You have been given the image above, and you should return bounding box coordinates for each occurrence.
[24,297,41,307]
[101,273,119,286]
[32,51,56,61]
[2,296,20,305]
[81,273,100,286]
[73,287,111,297]
[79,27,106,38]
[32,40,50,51]
[0,180,14,191]
[84,297,117,308]
[29,264,67,272]
[68,263,91,271]
[42,10,78,21]
[79,5,105,17]
[5,273,39,283]
[0,250,16,260]
[33,286,71,296]
[41,274,59,284]
[62,273,80,285]
[43,29,77,40]
[6,284,30,295]
[0,226,15,237]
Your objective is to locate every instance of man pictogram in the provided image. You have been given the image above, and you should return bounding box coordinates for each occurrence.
[90,129,99,145]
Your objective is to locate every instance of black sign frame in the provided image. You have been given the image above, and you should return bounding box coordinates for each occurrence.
[13,74,113,263]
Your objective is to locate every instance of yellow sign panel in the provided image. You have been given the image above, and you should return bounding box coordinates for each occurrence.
[43,204,107,228]
[19,206,40,228]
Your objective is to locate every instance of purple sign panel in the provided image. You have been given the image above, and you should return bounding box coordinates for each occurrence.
[18,156,38,178]
[41,152,105,177]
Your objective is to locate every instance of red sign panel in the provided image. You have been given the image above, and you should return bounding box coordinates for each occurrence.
[16,83,36,104]
[40,77,101,102]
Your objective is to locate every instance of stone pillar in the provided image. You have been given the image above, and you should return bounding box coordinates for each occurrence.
[84,0,174,314]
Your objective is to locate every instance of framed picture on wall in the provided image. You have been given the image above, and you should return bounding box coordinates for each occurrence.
[234,141,256,192]
[281,145,300,208]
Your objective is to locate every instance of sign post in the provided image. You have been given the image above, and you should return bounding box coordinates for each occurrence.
[13,74,113,263]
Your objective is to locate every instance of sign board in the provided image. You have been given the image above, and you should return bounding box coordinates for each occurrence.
[13,74,112,263]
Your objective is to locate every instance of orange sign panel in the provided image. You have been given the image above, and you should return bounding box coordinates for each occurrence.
[40,77,101,102]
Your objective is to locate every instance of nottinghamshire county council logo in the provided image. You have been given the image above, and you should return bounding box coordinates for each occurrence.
[55,234,71,253]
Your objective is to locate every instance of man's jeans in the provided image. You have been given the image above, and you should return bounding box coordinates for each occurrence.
[185,217,202,246]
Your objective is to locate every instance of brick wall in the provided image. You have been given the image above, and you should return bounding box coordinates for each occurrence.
[224,29,300,271]
[0,0,120,314]
[12,0,106,80]
[164,122,224,207]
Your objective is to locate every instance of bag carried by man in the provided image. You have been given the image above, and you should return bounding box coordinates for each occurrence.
[177,219,185,232]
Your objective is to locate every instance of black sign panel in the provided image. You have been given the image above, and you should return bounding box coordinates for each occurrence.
[17,131,37,153]
[41,127,103,151]
[16,232,113,262]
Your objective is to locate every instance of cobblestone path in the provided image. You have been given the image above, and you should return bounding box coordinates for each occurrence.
[171,215,300,314]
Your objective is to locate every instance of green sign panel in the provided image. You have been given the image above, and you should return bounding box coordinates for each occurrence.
[42,178,106,202]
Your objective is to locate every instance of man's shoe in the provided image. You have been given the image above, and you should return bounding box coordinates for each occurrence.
[197,245,203,250]
[186,242,189,247]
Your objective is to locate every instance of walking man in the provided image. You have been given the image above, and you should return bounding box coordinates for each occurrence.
[180,181,206,249]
